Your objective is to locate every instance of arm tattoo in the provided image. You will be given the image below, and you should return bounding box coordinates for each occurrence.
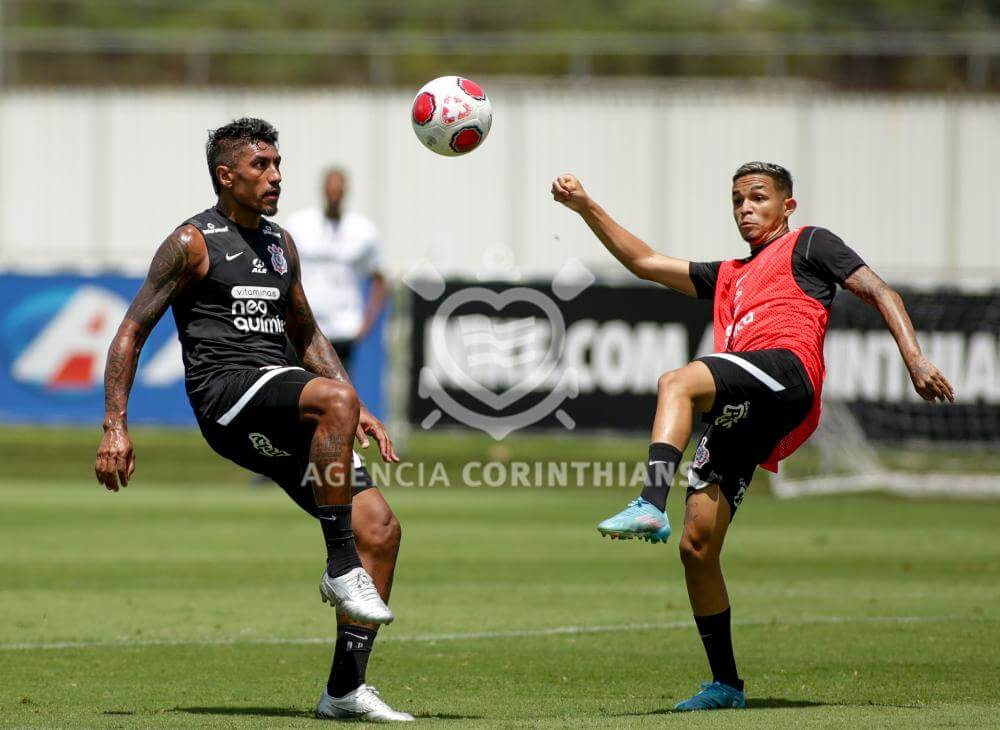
[103,333,140,423]
[104,229,196,427]
[125,231,192,330]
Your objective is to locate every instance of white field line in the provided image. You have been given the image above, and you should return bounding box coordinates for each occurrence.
[0,614,979,652]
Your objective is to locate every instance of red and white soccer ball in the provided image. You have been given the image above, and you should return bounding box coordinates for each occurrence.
[411,76,492,157]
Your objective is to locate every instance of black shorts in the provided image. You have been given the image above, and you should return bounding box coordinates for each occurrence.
[193,366,376,517]
[687,349,814,517]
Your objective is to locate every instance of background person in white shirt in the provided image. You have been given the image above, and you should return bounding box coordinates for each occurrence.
[284,167,387,372]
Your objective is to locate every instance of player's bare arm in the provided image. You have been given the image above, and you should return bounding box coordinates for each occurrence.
[284,231,398,462]
[844,265,955,403]
[96,225,208,491]
[551,173,698,296]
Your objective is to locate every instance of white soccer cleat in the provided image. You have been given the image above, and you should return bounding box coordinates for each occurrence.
[316,684,415,722]
[319,567,394,625]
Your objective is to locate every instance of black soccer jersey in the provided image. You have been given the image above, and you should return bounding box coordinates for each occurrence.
[171,207,295,415]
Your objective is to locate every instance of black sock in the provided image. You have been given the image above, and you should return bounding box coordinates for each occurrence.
[638,442,682,511]
[317,504,362,578]
[693,607,743,691]
[327,625,377,697]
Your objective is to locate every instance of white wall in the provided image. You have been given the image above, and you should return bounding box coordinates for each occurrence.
[0,85,996,284]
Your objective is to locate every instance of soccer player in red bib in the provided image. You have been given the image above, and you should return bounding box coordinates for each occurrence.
[552,162,954,711]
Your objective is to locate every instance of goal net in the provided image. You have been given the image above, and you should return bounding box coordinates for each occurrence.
[771,286,1000,500]
[771,399,1000,499]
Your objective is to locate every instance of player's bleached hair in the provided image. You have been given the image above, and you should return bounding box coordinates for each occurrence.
[206,117,279,194]
[733,161,793,197]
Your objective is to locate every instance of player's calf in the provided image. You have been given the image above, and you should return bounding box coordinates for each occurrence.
[353,514,400,610]
[317,480,397,626]
[323,488,403,713]
[680,488,743,699]
[355,509,401,566]
[332,489,401,628]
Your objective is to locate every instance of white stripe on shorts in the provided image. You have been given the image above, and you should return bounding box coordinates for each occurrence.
[701,352,786,392]
[216,366,305,426]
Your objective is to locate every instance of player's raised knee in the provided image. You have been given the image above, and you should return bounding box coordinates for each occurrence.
[656,369,677,393]
[657,369,688,397]
[304,378,360,423]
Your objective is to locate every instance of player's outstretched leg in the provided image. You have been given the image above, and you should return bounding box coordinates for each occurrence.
[300,378,392,625]
[317,487,413,722]
[674,485,746,712]
[597,362,715,543]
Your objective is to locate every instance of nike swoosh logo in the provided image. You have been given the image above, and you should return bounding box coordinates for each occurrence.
[226,251,244,261]
[344,632,369,641]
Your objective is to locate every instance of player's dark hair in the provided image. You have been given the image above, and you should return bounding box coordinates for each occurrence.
[206,117,279,194]
[733,161,793,197]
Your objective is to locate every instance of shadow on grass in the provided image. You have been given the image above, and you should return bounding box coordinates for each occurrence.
[749,698,926,711]
[611,698,832,717]
[174,707,484,721]
[414,713,484,720]
[614,697,926,717]
[748,698,833,709]
[174,706,313,719]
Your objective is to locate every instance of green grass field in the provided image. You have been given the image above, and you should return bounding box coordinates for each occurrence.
[1,426,999,728]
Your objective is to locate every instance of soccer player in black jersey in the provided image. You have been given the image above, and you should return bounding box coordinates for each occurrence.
[94,118,413,722]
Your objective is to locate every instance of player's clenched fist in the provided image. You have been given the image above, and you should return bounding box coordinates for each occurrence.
[551,174,591,213]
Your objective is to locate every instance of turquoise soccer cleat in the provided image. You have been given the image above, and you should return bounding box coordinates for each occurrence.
[673,681,747,712]
[596,498,671,543]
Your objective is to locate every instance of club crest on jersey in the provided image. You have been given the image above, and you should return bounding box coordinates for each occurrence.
[714,400,750,429]
[267,243,287,275]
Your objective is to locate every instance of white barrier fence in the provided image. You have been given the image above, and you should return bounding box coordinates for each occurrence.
[0,83,997,283]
